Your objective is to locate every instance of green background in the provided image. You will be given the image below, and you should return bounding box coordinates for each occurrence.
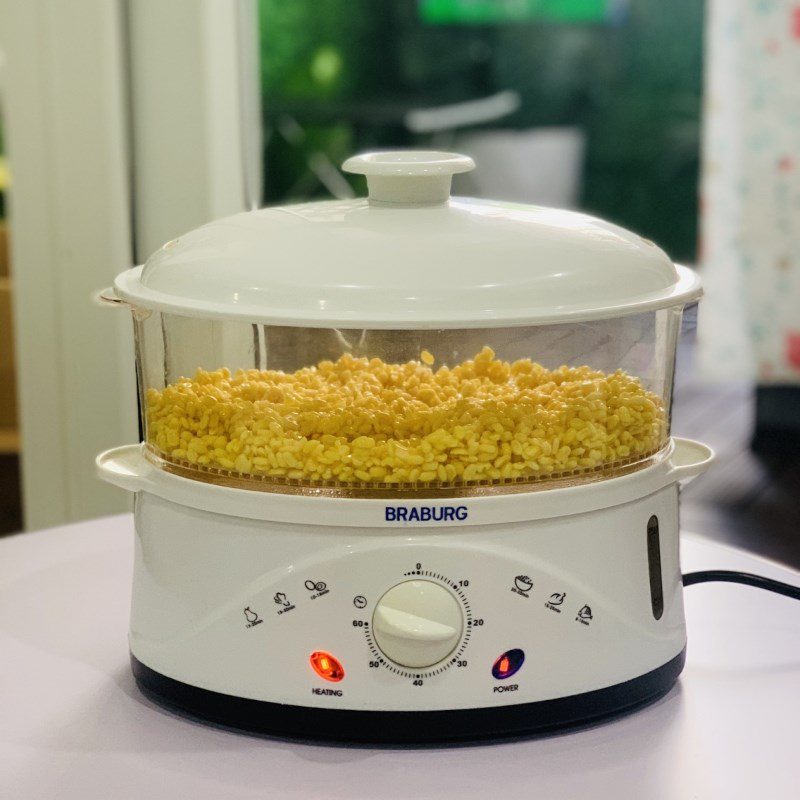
[259,0,703,262]
[420,0,616,25]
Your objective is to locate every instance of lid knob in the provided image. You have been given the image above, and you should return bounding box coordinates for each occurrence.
[342,151,475,206]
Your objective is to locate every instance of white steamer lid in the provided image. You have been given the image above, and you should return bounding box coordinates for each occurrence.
[113,150,701,328]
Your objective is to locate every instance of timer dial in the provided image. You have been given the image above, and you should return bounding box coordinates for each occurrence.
[372,580,463,668]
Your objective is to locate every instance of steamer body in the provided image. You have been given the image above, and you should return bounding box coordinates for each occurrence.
[98,151,711,742]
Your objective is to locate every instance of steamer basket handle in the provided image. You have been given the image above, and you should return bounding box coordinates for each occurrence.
[96,444,153,492]
[669,437,715,484]
[93,287,128,308]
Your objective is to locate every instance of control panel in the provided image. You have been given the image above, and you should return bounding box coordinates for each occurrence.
[133,535,682,715]
[231,548,615,711]
[130,486,686,713]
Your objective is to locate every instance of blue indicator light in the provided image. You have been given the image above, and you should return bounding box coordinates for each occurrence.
[492,648,525,680]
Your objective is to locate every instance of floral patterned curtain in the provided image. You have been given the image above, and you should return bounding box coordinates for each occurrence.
[699,0,800,383]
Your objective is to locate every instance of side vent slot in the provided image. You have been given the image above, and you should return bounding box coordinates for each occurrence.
[647,515,664,620]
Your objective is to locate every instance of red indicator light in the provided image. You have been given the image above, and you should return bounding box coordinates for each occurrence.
[310,651,345,682]
[492,649,525,680]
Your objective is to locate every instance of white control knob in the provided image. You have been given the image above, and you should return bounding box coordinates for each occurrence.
[372,580,463,668]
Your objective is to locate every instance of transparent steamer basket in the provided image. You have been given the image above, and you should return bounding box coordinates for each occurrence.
[135,308,682,498]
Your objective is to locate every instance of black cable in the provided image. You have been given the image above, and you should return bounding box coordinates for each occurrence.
[682,570,800,601]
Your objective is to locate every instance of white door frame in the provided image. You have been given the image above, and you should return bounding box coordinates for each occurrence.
[127,0,262,258]
[0,0,261,528]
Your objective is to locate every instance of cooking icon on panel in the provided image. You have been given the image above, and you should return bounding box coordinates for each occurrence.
[515,576,534,593]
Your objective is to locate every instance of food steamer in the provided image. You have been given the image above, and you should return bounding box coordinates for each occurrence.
[97,151,713,743]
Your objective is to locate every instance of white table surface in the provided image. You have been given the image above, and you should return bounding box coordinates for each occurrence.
[1,515,798,800]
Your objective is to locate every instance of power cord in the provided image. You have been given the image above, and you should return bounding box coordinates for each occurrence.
[683,570,800,601]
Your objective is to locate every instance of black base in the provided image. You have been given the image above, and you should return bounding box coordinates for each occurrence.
[131,649,685,744]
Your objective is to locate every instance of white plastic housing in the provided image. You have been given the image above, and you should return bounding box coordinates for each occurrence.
[126,486,686,711]
[98,435,711,711]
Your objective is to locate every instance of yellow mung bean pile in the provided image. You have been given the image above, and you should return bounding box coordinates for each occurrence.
[145,346,666,485]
